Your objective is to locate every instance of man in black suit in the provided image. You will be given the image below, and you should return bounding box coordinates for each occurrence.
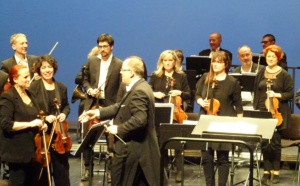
[261,34,287,70]
[79,56,161,186]
[199,32,232,60]
[1,33,38,80]
[81,33,123,181]
[0,71,8,94]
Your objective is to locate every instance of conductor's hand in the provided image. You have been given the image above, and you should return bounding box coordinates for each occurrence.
[78,110,99,123]
[106,125,118,135]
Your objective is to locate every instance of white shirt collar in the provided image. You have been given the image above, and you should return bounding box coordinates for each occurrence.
[126,78,141,92]
[14,54,28,64]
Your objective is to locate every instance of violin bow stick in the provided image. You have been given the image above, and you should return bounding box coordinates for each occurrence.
[49,42,59,55]
[103,124,127,145]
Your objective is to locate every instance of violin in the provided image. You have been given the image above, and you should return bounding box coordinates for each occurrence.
[204,78,220,115]
[169,77,187,123]
[88,105,102,130]
[52,98,72,154]
[34,110,52,186]
[265,79,283,126]
[88,89,103,129]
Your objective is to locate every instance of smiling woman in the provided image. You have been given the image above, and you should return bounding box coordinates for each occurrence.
[29,54,71,186]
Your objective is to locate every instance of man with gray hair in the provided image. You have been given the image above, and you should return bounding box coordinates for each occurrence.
[1,33,38,79]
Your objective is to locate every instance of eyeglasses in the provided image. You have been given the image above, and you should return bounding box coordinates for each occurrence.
[261,41,271,44]
[120,69,131,72]
[98,45,110,49]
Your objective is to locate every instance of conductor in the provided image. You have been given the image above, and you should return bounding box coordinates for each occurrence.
[79,56,161,185]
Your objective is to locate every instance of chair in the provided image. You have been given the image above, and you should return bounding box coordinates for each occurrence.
[281,114,300,185]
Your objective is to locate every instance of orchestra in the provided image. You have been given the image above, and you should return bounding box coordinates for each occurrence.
[0,32,299,186]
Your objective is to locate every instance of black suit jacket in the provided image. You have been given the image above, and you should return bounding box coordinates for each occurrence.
[0,71,8,93]
[99,79,160,186]
[82,55,123,110]
[1,55,38,79]
[199,48,233,61]
[0,87,40,163]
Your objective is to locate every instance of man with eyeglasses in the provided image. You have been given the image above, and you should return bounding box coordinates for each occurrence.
[232,45,264,73]
[261,34,287,70]
[81,33,123,182]
[199,32,232,60]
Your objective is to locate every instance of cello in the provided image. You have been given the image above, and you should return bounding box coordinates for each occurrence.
[34,110,52,186]
[265,79,283,126]
[52,98,72,154]
[204,78,220,115]
[168,77,187,123]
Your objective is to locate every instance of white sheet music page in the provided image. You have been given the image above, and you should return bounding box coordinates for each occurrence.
[207,121,257,134]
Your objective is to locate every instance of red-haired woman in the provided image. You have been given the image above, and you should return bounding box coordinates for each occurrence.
[0,65,47,185]
[253,45,294,184]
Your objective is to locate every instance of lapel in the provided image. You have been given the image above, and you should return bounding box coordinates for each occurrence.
[105,56,115,87]
[95,57,101,86]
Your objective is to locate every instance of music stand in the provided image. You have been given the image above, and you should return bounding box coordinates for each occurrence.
[71,120,110,185]
[186,56,211,76]
[230,73,256,92]
[252,53,267,66]
[155,103,174,137]
[192,115,277,186]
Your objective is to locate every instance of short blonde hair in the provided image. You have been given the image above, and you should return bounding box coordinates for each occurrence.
[10,33,26,45]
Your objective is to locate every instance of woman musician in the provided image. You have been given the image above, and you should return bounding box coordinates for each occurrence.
[29,54,71,186]
[0,65,47,185]
[253,45,294,184]
[195,51,243,186]
[149,50,191,182]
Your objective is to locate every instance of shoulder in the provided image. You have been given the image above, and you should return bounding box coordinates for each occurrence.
[220,48,232,55]
[2,56,14,64]
[231,66,241,73]
[0,70,8,77]
[112,56,123,64]
[27,55,38,60]
[199,49,210,56]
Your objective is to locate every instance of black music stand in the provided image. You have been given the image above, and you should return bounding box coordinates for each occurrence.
[186,56,211,77]
[192,115,277,186]
[230,73,256,92]
[155,103,174,137]
[252,53,267,66]
[159,123,205,185]
[72,120,110,185]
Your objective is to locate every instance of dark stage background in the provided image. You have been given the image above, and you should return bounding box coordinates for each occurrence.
[1,1,299,122]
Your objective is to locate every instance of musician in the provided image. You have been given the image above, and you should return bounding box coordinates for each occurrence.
[0,65,46,186]
[261,34,288,70]
[1,33,39,80]
[253,45,294,184]
[195,51,243,186]
[199,32,232,60]
[149,50,191,182]
[79,56,161,186]
[29,54,71,186]
[81,33,123,181]
[232,45,264,73]
[0,71,8,94]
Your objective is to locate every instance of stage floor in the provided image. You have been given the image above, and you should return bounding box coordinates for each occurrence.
[1,130,300,186]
